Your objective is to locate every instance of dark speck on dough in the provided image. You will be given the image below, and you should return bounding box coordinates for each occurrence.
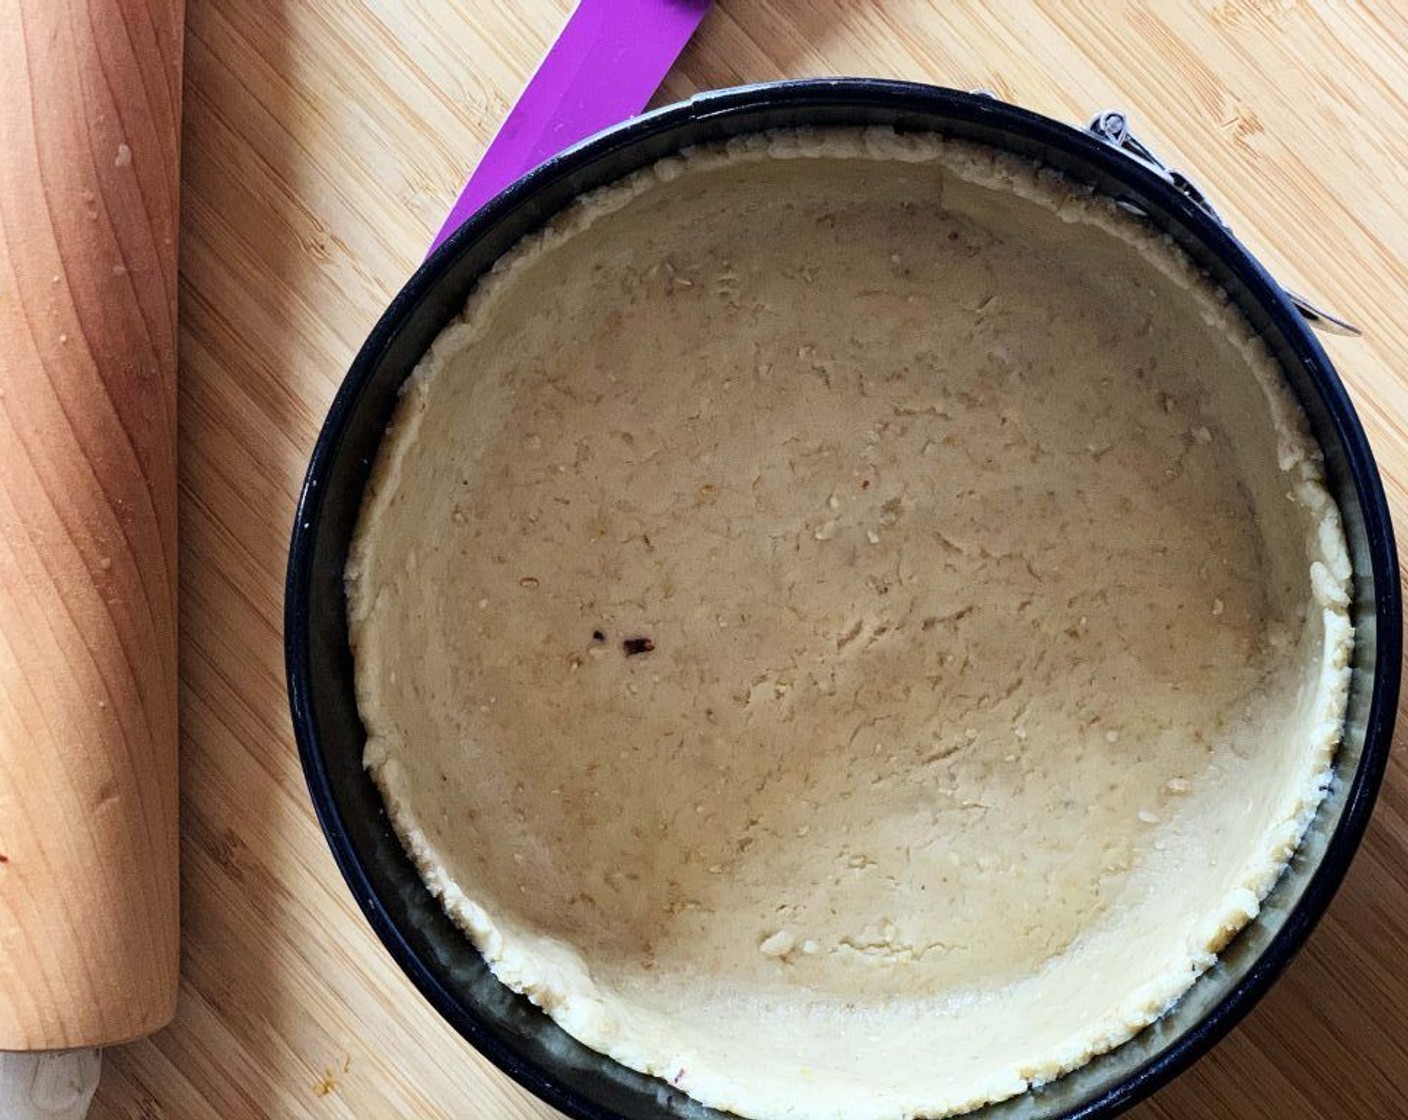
[623,636,655,657]
[593,630,606,643]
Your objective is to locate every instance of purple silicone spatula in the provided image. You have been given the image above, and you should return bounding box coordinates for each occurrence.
[428,0,713,255]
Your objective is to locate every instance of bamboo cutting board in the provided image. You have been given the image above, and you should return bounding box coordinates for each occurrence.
[91,2,1408,1117]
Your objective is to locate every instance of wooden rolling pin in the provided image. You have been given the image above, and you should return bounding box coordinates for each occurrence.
[0,0,185,1109]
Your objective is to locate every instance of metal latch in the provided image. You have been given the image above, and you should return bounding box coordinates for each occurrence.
[1087,109,1361,337]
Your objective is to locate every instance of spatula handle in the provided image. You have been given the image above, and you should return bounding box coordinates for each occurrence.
[429,0,711,253]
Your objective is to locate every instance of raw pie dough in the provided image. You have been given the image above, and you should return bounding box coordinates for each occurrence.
[347,131,1354,1120]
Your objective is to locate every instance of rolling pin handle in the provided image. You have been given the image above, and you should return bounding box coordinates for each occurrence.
[0,1050,101,1120]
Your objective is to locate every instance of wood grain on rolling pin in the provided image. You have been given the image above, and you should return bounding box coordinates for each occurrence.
[0,0,184,1050]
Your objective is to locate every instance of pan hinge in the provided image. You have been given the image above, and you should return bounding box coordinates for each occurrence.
[1087,109,1361,337]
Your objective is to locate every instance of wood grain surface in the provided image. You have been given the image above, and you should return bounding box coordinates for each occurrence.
[0,0,184,1050]
[93,1,1407,1116]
